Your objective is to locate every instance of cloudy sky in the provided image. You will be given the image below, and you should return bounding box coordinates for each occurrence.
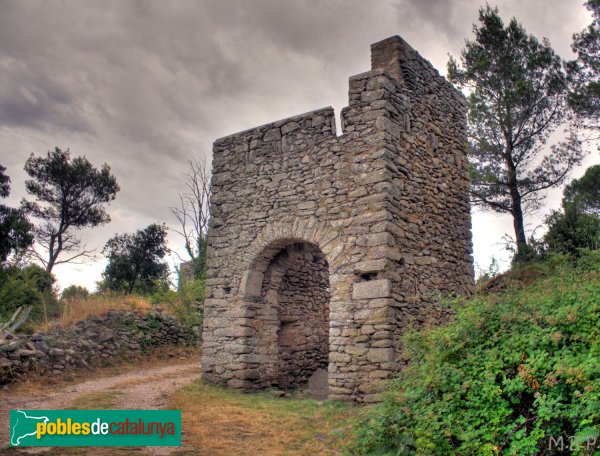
[0,0,597,291]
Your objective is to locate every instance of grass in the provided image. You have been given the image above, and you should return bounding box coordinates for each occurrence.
[169,381,357,455]
[0,351,356,455]
[36,294,152,331]
[0,447,145,455]
[70,391,123,409]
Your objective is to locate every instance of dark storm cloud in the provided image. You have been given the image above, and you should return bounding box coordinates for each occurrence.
[0,0,592,289]
[396,0,467,42]
[0,71,92,133]
[0,0,587,138]
[397,0,588,60]
[0,0,251,158]
[0,30,96,134]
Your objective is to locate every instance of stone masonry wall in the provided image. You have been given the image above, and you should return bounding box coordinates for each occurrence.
[201,35,474,402]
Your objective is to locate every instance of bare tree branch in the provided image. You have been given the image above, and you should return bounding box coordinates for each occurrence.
[169,157,211,262]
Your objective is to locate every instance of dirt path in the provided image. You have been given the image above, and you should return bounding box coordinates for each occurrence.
[0,359,200,455]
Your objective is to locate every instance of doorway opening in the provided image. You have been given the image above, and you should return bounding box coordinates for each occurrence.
[256,242,330,391]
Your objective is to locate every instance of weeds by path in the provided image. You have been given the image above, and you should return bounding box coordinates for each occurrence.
[169,381,357,456]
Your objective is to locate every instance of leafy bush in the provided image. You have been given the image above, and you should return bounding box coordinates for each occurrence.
[351,252,600,455]
[0,264,58,325]
[541,165,600,257]
[61,284,90,301]
[151,278,204,328]
[544,206,600,256]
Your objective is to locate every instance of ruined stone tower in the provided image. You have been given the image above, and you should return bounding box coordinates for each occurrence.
[201,36,474,402]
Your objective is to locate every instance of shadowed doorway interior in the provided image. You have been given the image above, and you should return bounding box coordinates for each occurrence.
[254,242,330,392]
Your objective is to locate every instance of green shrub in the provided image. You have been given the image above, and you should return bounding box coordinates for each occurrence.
[351,252,600,455]
[151,278,204,328]
[61,284,90,301]
[0,264,59,325]
[544,206,600,256]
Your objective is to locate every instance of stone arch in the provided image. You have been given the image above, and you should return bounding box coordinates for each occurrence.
[235,219,347,392]
[246,218,345,267]
[239,218,347,299]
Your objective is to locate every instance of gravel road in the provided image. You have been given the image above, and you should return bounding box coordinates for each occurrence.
[0,359,200,455]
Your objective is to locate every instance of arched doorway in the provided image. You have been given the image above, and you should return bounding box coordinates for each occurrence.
[246,240,330,391]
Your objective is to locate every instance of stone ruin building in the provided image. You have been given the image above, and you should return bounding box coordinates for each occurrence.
[201,36,474,402]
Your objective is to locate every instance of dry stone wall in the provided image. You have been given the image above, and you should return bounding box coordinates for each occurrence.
[202,35,474,402]
[0,310,197,385]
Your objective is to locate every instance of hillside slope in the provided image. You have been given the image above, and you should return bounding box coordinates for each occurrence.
[352,252,600,455]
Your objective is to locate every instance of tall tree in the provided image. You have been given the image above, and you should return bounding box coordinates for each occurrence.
[448,6,584,262]
[101,223,169,294]
[170,158,211,278]
[568,0,599,134]
[0,165,33,264]
[22,148,119,273]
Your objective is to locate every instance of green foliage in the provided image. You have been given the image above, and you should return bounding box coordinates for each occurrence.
[192,235,208,279]
[0,264,58,324]
[511,238,546,266]
[544,206,600,255]
[447,6,582,260]
[543,166,600,257]
[60,284,90,301]
[100,223,169,295]
[568,0,599,129]
[0,164,33,264]
[564,165,600,215]
[151,278,204,328]
[351,252,600,455]
[22,147,119,272]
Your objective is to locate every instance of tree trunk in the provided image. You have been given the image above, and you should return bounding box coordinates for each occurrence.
[46,235,56,273]
[45,233,61,273]
[508,177,528,262]
[128,278,136,294]
[511,196,528,260]
[45,257,55,273]
[506,151,528,262]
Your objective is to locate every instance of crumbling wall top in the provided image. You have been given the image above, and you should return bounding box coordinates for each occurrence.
[213,106,336,146]
[370,35,416,84]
